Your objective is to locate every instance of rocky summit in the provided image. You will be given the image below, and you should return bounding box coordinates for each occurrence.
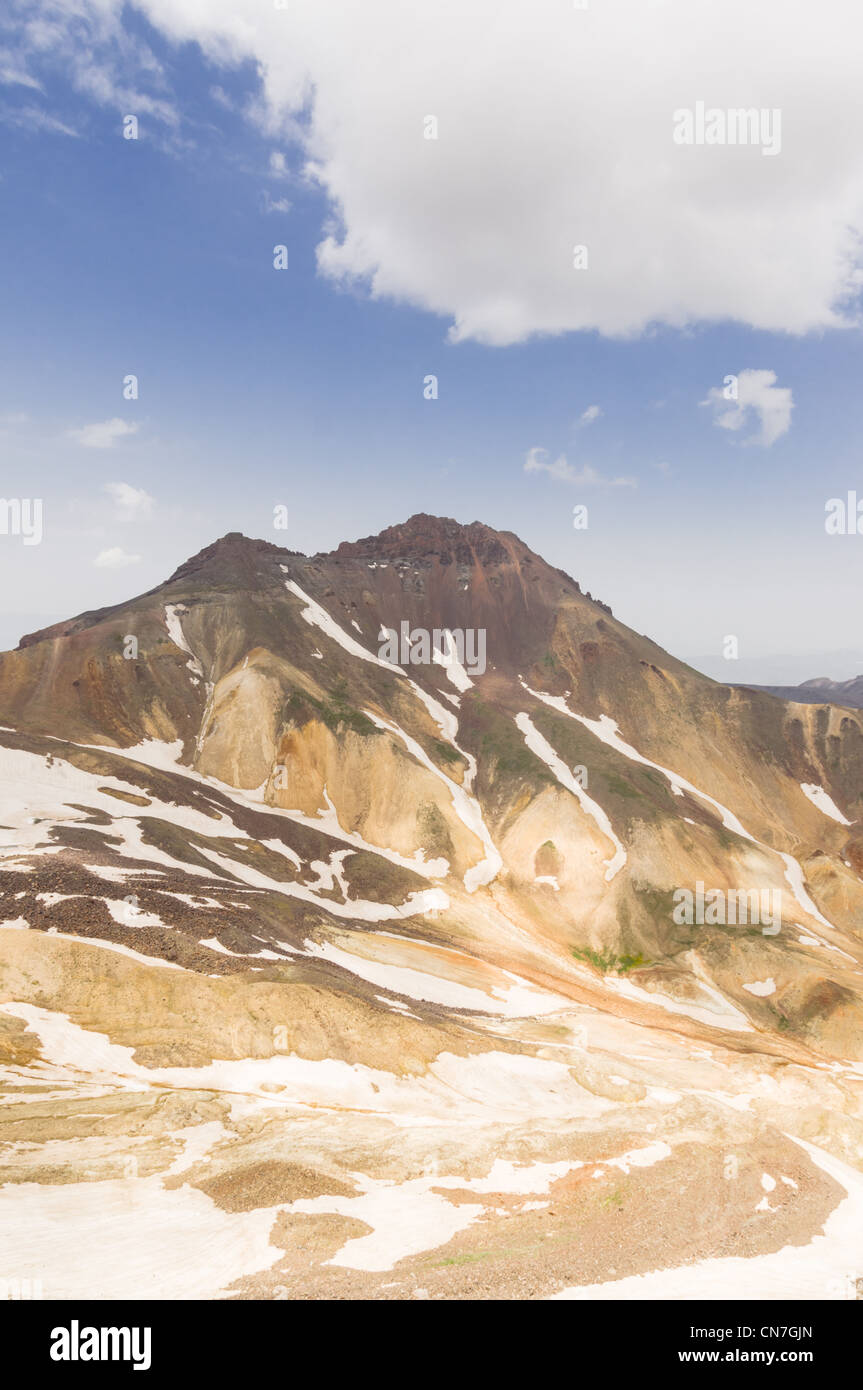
[2,516,863,1300]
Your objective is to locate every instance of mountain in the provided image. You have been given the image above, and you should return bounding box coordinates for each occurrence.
[740,674,863,708]
[2,516,863,1300]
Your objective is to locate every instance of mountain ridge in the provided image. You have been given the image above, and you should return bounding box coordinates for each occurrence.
[15,516,611,651]
[3,510,863,1295]
[740,674,863,709]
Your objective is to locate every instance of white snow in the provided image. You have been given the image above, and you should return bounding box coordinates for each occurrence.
[255,787,449,881]
[0,746,234,848]
[522,682,754,842]
[0,1177,285,1300]
[0,744,447,925]
[800,783,852,825]
[775,853,832,931]
[304,849,352,896]
[608,975,752,1032]
[199,937,285,961]
[41,733,453,886]
[2,1003,613,1125]
[194,843,449,922]
[164,1121,226,1176]
[169,893,225,909]
[303,938,573,1016]
[366,711,501,892]
[605,1142,672,1174]
[285,576,402,674]
[84,864,160,884]
[94,739,186,774]
[289,1157,586,1272]
[291,1144,671,1272]
[743,978,776,997]
[164,605,205,682]
[102,898,167,930]
[432,630,474,692]
[522,683,845,936]
[291,1176,485,1271]
[285,574,479,791]
[515,712,626,881]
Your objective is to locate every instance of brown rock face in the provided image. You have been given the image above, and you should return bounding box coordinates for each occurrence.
[164,533,298,590]
[332,513,521,567]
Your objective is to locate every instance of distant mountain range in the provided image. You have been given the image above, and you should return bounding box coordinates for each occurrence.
[738,675,863,708]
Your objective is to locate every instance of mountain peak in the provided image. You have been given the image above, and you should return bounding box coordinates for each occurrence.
[326,513,527,567]
[165,532,296,588]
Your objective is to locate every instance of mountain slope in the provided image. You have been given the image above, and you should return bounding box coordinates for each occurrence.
[2,516,863,1298]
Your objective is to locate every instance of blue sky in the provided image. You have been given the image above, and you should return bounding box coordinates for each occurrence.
[2,0,863,683]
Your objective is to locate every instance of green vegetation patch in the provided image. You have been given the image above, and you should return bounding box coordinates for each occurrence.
[283,679,381,738]
[431,738,463,764]
[571,946,646,974]
[530,708,675,827]
[460,696,553,788]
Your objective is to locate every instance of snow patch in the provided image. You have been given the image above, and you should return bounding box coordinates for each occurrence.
[743,978,776,997]
[800,783,852,825]
[515,712,626,881]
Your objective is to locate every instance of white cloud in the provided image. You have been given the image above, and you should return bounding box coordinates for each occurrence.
[94,546,141,568]
[1,104,77,136]
[259,190,292,215]
[269,150,289,178]
[0,48,42,90]
[578,405,602,427]
[702,369,794,447]
[104,481,154,520]
[68,418,139,449]
[4,9,178,132]
[75,59,179,127]
[524,447,636,489]
[11,0,863,344]
[209,85,235,112]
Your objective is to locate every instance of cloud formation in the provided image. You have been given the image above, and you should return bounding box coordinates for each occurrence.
[68,419,139,449]
[702,369,794,447]
[6,1,863,344]
[524,447,636,489]
[94,546,141,568]
[1,104,77,136]
[104,481,154,520]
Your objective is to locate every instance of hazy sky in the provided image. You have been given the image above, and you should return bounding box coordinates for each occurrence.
[1,0,863,683]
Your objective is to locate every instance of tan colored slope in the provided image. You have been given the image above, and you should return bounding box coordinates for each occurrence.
[1,522,863,1071]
